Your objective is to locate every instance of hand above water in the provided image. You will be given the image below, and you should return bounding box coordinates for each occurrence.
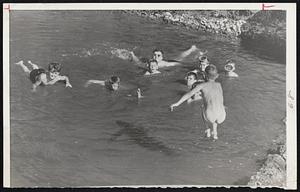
[66,82,72,88]
[170,103,178,112]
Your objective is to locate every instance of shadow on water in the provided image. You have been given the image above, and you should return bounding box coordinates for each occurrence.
[111,120,178,156]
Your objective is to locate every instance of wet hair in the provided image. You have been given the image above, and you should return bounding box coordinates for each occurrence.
[153,49,164,55]
[186,71,197,79]
[225,59,234,64]
[48,62,62,72]
[110,76,120,84]
[148,59,158,65]
[205,64,219,80]
[199,56,209,63]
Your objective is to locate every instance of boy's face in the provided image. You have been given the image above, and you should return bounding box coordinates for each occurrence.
[149,62,159,73]
[49,71,59,80]
[200,62,209,72]
[153,51,163,62]
[225,63,235,72]
[186,74,197,86]
[111,82,120,91]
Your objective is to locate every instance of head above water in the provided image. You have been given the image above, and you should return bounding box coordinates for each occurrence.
[205,64,219,80]
[48,62,62,80]
[224,60,236,72]
[186,70,199,87]
[198,56,210,71]
[48,62,62,73]
[152,49,164,62]
[147,59,159,73]
[108,76,121,91]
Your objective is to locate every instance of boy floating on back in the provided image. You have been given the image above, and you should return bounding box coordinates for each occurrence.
[170,64,226,140]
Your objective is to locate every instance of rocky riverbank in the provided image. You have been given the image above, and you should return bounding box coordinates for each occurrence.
[248,130,286,187]
[124,10,286,62]
[124,10,255,38]
[240,10,286,62]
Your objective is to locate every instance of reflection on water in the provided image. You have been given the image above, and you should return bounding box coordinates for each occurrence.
[10,11,286,187]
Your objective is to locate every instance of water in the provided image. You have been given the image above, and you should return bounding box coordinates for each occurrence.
[9,11,286,187]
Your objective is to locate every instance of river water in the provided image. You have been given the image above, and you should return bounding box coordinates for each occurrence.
[9,11,286,187]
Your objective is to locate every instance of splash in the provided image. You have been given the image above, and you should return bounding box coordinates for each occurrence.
[60,42,136,61]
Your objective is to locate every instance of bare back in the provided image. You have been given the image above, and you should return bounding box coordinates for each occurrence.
[200,81,226,124]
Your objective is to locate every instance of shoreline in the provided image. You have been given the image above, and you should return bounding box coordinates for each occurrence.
[247,128,286,187]
[124,10,287,187]
[124,10,286,62]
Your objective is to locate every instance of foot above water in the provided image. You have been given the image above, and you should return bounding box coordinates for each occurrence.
[15,60,23,65]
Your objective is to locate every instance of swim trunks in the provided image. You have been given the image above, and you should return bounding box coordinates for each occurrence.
[29,68,46,84]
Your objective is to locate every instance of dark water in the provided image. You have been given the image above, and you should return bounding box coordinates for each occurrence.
[10,11,286,187]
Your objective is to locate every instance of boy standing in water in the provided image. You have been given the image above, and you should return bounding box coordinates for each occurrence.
[170,65,226,140]
[15,60,72,92]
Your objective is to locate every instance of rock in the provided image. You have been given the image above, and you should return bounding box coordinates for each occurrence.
[248,154,286,187]
[240,10,286,62]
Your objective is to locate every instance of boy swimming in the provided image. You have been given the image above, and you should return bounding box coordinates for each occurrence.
[170,64,226,140]
[224,60,239,77]
[15,60,72,92]
[129,45,207,68]
[85,76,144,100]
[85,76,121,91]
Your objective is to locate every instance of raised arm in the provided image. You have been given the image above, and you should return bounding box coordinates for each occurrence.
[129,51,143,65]
[174,45,198,61]
[170,83,204,111]
[84,80,105,87]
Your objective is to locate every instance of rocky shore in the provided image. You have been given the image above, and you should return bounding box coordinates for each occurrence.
[248,130,286,187]
[240,10,286,62]
[124,10,287,187]
[124,10,286,61]
[124,10,255,38]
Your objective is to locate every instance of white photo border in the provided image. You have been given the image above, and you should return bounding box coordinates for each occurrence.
[3,3,297,189]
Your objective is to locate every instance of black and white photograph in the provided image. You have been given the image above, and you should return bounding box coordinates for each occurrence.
[3,3,297,188]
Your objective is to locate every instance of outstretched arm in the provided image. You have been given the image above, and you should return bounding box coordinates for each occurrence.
[58,76,72,87]
[40,74,72,88]
[84,80,105,87]
[129,51,149,70]
[129,51,142,64]
[174,45,198,61]
[170,83,204,111]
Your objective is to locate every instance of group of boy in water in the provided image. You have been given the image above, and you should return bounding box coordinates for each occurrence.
[15,45,238,140]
